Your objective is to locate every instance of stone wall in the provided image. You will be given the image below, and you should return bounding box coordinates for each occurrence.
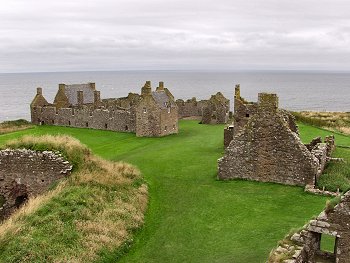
[31,81,178,137]
[218,97,318,186]
[135,93,178,137]
[32,105,136,133]
[229,85,298,146]
[219,88,335,187]
[176,98,206,118]
[269,191,350,263]
[176,92,230,124]
[0,149,72,220]
[232,85,259,136]
[224,125,234,148]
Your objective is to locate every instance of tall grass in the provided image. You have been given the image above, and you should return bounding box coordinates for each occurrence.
[0,135,148,263]
[292,111,350,135]
[0,119,33,134]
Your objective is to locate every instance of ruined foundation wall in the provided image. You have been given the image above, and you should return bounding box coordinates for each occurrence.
[0,149,72,220]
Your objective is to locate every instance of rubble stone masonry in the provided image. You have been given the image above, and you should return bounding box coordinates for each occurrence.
[0,149,72,220]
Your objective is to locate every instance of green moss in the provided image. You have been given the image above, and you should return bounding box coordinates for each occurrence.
[325,195,341,213]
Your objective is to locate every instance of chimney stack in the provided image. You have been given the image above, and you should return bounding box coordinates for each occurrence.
[37,87,43,95]
[77,90,84,107]
[234,84,240,99]
[157,81,165,91]
[59,83,66,92]
[94,90,101,106]
[141,81,152,95]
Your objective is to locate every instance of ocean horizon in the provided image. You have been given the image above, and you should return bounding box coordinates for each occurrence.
[1,70,349,122]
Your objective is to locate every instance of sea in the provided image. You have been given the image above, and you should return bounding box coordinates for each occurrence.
[0,70,349,122]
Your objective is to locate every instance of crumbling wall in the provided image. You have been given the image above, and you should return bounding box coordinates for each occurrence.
[224,126,234,148]
[176,98,205,119]
[218,93,319,186]
[232,85,259,136]
[176,92,230,124]
[269,191,350,263]
[0,149,72,220]
[32,105,136,133]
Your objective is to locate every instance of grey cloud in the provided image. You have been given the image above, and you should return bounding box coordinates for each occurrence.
[1,0,350,72]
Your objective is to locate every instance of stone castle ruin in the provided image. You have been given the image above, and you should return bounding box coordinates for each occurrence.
[218,85,335,187]
[0,149,72,220]
[176,92,230,124]
[31,81,178,137]
[269,191,350,263]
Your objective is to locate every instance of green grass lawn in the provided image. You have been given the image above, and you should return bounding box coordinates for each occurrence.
[1,121,349,263]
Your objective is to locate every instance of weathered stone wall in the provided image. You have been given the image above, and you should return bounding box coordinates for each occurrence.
[269,191,350,263]
[136,95,161,137]
[31,105,136,133]
[218,93,319,186]
[135,94,178,137]
[176,98,208,119]
[224,126,234,148]
[176,92,230,124]
[159,107,178,136]
[0,149,72,220]
[31,81,178,137]
[232,85,259,136]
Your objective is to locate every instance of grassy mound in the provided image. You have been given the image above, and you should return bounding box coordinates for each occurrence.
[0,135,148,263]
[0,119,33,135]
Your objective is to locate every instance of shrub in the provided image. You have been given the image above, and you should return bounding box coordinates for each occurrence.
[325,196,341,214]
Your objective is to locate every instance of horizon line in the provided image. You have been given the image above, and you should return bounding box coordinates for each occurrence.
[1,69,350,74]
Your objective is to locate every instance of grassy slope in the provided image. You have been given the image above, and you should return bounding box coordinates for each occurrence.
[1,121,349,263]
[0,135,147,263]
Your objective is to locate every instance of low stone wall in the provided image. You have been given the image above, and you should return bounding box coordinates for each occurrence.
[0,149,72,220]
[269,191,350,263]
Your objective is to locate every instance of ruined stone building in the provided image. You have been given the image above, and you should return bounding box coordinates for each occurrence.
[176,92,230,124]
[269,191,350,263]
[0,149,72,220]
[218,85,335,187]
[30,81,178,137]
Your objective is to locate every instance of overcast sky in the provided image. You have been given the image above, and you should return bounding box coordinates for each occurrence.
[1,0,350,72]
